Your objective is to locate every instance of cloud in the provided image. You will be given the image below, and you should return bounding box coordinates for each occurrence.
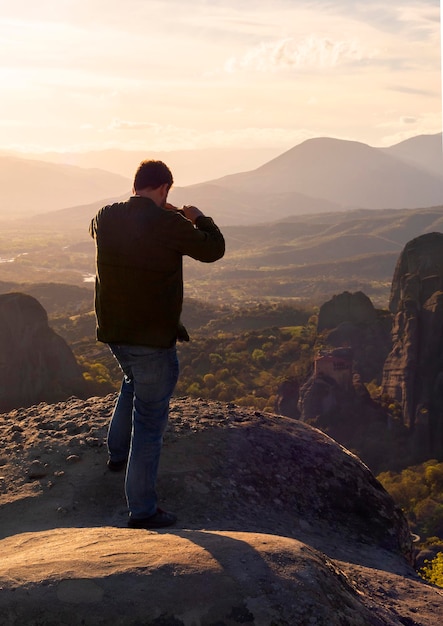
[305,1,440,36]
[224,36,378,73]
[388,84,440,97]
[105,120,319,151]
[109,120,161,131]
[400,116,418,124]
[376,111,442,145]
[106,120,198,149]
[0,120,24,128]
[0,0,440,155]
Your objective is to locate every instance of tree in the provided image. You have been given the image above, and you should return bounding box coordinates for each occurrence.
[420,552,443,588]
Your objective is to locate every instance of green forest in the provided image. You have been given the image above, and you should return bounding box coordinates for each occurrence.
[175,318,316,408]
[378,461,443,586]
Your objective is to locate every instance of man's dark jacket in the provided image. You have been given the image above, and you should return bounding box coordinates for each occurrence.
[90,196,225,348]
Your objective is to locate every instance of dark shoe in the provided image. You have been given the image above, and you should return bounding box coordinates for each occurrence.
[107,458,127,472]
[128,508,177,529]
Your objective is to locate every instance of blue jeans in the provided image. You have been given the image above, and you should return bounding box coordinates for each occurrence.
[107,343,179,519]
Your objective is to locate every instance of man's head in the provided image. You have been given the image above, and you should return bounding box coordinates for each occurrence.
[133,160,173,206]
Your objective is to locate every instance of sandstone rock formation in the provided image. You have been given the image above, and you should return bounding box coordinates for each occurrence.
[298,368,391,471]
[317,290,377,331]
[382,232,443,461]
[317,290,392,383]
[1,395,442,625]
[388,232,443,315]
[0,292,86,412]
[288,291,393,471]
[276,290,392,424]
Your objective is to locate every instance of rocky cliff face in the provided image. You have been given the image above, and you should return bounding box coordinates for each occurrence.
[317,290,392,383]
[285,291,393,471]
[2,395,440,625]
[298,369,393,471]
[0,292,87,412]
[382,233,443,461]
[317,290,377,330]
[277,292,392,426]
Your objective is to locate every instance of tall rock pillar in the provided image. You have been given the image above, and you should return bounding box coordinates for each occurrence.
[381,232,443,460]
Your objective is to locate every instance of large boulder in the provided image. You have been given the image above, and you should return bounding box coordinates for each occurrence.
[317,291,392,383]
[0,527,425,626]
[2,396,439,625]
[317,290,377,331]
[0,292,86,412]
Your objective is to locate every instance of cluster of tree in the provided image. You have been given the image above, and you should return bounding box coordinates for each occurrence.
[378,460,443,540]
[187,301,311,334]
[50,300,316,409]
[420,552,443,587]
[377,460,443,586]
[174,318,318,410]
[77,355,118,396]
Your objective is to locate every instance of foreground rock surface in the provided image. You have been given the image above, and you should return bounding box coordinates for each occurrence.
[0,395,442,625]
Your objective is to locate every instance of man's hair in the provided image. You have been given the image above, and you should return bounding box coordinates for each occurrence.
[133,160,173,192]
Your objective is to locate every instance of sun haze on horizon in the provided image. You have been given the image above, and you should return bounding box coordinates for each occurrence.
[0,0,441,161]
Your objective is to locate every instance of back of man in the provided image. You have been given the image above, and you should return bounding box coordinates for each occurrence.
[90,159,225,529]
[92,194,223,347]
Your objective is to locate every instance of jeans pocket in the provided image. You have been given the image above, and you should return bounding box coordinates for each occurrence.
[109,344,179,400]
[133,348,179,401]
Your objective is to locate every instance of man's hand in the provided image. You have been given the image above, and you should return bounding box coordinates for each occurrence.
[164,202,205,224]
[182,205,205,224]
[164,202,178,211]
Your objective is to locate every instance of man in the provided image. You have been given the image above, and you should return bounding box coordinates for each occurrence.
[90,160,225,529]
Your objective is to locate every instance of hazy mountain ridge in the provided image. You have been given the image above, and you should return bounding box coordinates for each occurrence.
[183,205,443,305]
[2,132,442,226]
[222,206,443,261]
[173,183,344,224]
[0,155,131,218]
[381,133,443,178]
[2,146,280,186]
[1,135,442,308]
[1,204,442,308]
[236,234,403,268]
[169,133,443,224]
[0,281,93,315]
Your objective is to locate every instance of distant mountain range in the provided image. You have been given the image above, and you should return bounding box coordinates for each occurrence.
[0,156,130,218]
[1,133,442,226]
[2,147,280,186]
[169,133,443,224]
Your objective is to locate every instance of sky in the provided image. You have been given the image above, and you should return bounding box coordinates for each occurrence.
[0,0,441,156]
